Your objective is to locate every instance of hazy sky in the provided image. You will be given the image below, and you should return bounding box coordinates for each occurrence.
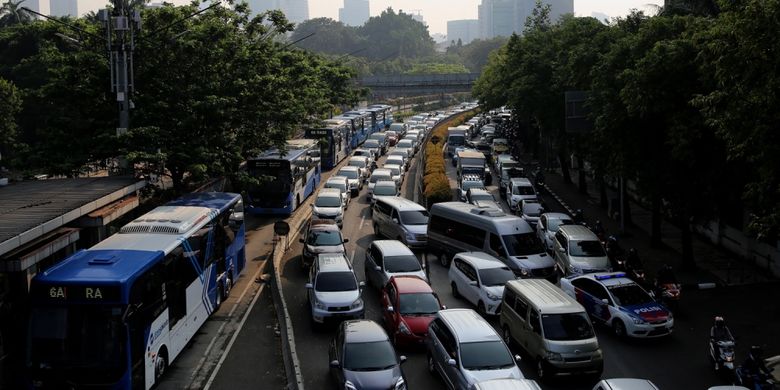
[80,0,664,35]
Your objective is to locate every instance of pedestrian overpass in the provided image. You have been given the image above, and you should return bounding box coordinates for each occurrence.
[357,73,479,99]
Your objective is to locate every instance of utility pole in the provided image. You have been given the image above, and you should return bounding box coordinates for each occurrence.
[99,1,141,139]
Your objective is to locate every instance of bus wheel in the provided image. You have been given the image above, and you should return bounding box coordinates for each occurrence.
[215,285,223,310]
[296,196,301,210]
[154,349,168,383]
[224,277,232,298]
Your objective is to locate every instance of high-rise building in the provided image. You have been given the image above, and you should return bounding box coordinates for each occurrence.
[338,0,369,27]
[49,0,77,17]
[410,12,425,26]
[478,0,573,39]
[447,19,479,45]
[19,0,46,17]
[247,0,309,23]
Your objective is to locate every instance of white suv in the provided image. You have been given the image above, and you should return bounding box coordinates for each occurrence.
[449,252,516,316]
[312,188,345,228]
[306,253,365,325]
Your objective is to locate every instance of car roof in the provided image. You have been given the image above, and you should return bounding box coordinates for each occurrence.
[372,168,392,175]
[437,309,500,343]
[558,224,598,240]
[576,272,637,288]
[339,166,359,172]
[318,188,341,197]
[597,378,659,390]
[373,240,415,255]
[455,251,506,270]
[375,196,425,211]
[506,279,584,314]
[472,379,542,390]
[348,156,367,161]
[390,275,433,294]
[316,253,352,272]
[458,150,484,158]
[541,212,572,220]
[326,176,348,183]
[510,177,532,185]
[468,188,491,195]
[375,180,397,187]
[343,320,389,343]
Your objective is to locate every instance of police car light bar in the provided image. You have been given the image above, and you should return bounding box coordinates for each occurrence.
[595,272,626,280]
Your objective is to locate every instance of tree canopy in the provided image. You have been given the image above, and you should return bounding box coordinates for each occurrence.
[474,0,780,262]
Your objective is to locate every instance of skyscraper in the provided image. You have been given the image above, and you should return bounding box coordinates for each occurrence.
[247,0,309,24]
[447,19,479,45]
[19,0,46,17]
[339,0,369,27]
[49,0,77,17]
[478,0,573,39]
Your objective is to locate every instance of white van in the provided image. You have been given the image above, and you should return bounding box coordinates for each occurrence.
[499,279,603,380]
[428,202,556,281]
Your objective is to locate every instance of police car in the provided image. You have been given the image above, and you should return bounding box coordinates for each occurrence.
[560,272,674,338]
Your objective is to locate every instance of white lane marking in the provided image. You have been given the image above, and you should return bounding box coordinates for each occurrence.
[360,213,366,229]
[189,260,268,383]
[203,278,266,389]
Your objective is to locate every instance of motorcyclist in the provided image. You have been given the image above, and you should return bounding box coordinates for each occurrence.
[573,209,585,225]
[710,316,733,343]
[605,236,624,269]
[626,248,643,271]
[741,345,772,388]
[592,220,606,241]
[656,264,678,285]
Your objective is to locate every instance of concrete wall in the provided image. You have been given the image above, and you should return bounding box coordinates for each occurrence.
[695,221,780,278]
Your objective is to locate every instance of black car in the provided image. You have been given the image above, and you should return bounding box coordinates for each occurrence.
[329,320,407,390]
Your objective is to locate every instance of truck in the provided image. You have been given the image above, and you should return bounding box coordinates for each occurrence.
[445,127,468,158]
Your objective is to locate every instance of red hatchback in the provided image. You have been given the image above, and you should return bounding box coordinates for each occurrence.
[385,131,398,146]
[381,275,444,347]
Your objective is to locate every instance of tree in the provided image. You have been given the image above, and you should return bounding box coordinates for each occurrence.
[359,8,435,60]
[0,77,21,162]
[290,17,362,55]
[0,0,32,27]
[446,36,508,72]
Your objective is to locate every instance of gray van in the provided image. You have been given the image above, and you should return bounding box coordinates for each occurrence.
[427,202,556,281]
[372,197,429,248]
[499,279,603,380]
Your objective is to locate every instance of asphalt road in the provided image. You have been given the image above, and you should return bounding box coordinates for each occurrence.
[278,125,780,390]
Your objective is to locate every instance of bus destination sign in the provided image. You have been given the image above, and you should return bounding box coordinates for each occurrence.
[33,284,121,302]
[305,128,331,138]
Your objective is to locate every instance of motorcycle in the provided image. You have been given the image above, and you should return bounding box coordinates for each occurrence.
[655,283,682,312]
[626,266,651,290]
[709,339,736,375]
[735,367,777,390]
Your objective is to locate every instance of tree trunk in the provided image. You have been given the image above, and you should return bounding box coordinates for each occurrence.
[557,146,571,184]
[680,206,696,270]
[621,178,633,226]
[577,155,587,194]
[170,168,185,194]
[651,192,663,247]
[596,172,608,209]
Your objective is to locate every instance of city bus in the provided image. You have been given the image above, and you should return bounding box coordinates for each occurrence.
[244,139,321,214]
[367,104,393,128]
[341,110,372,147]
[305,118,352,170]
[27,192,246,390]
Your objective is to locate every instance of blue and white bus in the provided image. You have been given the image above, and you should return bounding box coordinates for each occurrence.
[367,104,393,128]
[341,111,372,147]
[304,118,352,171]
[27,192,246,390]
[245,139,321,214]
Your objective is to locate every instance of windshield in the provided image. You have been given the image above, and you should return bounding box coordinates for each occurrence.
[609,285,654,306]
[370,173,391,183]
[502,232,545,256]
[569,240,605,257]
[459,341,515,370]
[397,141,413,148]
[387,129,399,136]
[512,185,536,195]
[448,135,466,146]
[344,341,397,371]
[523,204,543,217]
[315,196,341,208]
[398,293,440,315]
[462,181,484,191]
[348,160,366,168]
[470,193,495,202]
[325,182,347,192]
[247,161,292,195]
[315,272,357,292]
[374,185,397,196]
[29,306,127,381]
[399,210,429,225]
[542,313,595,341]
[364,140,380,148]
[307,230,343,246]
[479,267,515,286]
[384,255,422,273]
[386,166,401,176]
[338,169,359,180]
[548,218,573,232]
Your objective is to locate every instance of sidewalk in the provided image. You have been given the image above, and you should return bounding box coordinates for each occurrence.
[532,161,775,288]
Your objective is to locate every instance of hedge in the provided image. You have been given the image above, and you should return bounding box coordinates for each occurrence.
[421,109,479,206]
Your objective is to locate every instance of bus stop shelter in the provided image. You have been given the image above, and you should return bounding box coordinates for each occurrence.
[0,176,146,388]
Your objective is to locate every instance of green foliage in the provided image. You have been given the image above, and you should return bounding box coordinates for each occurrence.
[0,0,33,27]
[446,37,508,72]
[289,18,363,55]
[0,77,21,159]
[404,62,469,75]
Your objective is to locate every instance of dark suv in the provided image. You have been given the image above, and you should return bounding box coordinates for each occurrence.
[329,319,407,390]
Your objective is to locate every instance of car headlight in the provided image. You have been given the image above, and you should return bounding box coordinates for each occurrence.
[632,316,646,325]
[314,298,326,310]
[486,291,500,301]
[404,230,415,240]
[546,352,563,361]
[398,321,411,335]
[344,380,357,390]
[394,377,406,390]
[568,264,581,274]
[518,268,530,277]
[350,298,362,309]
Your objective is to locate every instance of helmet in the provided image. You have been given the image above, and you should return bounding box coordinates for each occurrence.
[750,345,763,359]
[596,220,602,225]
[629,248,637,255]
[608,235,618,244]
[714,316,725,328]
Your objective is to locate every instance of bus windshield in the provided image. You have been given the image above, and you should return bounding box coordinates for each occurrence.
[247,160,292,194]
[29,306,127,381]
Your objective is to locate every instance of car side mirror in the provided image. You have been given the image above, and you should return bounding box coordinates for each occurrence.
[441,305,447,309]
[310,204,314,208]
[343,238,349,244]
[558,247,566,253]
[514,354,522,362]
[601,298,609,305]
[387,306,394,313]
[305,283,313,289]
[469,280,478,287]
[400,355,407,364]
[359,281,366,288]
[299,238,305,243]
[447,358,457,367]
[392,218,399,223]
[375,265,381,271]
[329,359,340,368]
